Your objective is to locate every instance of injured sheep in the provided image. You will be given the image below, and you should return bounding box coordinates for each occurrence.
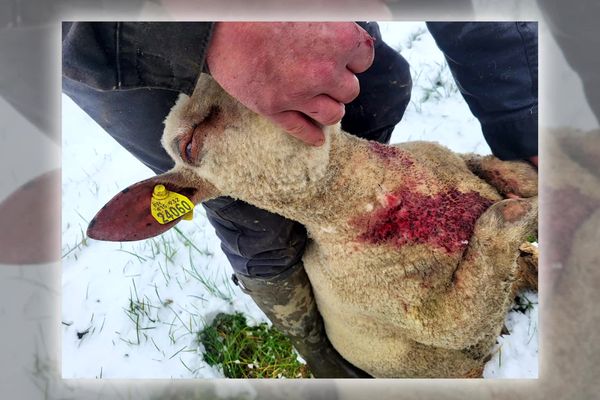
[87,73,538,378]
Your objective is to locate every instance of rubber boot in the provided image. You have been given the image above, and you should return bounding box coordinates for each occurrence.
[232,262,372,378]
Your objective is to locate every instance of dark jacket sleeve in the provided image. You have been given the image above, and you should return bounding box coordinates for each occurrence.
[426,22,538,160]
[62,22,214,95]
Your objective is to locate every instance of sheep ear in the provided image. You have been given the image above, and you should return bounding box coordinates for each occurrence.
[0,169,61,264]
[87,172,215,242]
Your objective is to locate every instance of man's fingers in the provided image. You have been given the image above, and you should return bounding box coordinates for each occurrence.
[345,24,375,74]
[328,71,361,104]
[297,95,345,126]
[270,111,326,146]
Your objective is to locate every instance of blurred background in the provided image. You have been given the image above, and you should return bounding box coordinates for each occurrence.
[1,0,599,399]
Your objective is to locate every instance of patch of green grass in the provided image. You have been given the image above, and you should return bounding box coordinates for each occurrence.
[199,313,311,379]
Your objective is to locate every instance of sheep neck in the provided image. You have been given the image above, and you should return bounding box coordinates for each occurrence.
[228,128,410,242]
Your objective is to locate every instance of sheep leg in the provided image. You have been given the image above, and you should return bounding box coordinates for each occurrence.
[410,196,538,351]
[461,154,538,198]
[462,152,540,292]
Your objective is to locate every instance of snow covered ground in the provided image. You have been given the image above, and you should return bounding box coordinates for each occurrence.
[61,22,538,379]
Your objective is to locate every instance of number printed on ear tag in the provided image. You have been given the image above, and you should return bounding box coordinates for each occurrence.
[150,185,195,225]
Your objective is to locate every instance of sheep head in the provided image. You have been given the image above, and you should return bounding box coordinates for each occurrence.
[87,74,332,241]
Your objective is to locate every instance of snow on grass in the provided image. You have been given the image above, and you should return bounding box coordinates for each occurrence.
[62,22,537,379]
[484,291,539,378]
[61,95,268,379]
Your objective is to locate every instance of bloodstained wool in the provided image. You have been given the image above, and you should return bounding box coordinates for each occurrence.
[356,188,494,253]
[369,141,414,167]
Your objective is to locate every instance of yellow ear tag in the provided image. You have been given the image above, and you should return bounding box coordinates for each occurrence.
[150,184,195,225]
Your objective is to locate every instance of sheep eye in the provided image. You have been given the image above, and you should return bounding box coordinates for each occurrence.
[185,141,193,162]
[179,127,196,164]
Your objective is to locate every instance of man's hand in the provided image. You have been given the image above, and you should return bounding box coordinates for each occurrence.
[206,22,375,146]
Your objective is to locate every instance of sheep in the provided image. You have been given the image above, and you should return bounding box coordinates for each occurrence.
[87,73,538,378]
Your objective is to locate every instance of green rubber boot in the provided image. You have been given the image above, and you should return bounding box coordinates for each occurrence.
[232,262,371,378]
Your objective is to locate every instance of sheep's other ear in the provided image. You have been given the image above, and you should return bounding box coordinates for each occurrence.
[87,172,216,242]
[0,169,61,264]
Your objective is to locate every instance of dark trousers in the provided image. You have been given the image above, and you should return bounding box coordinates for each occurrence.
[63,22,537,277]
